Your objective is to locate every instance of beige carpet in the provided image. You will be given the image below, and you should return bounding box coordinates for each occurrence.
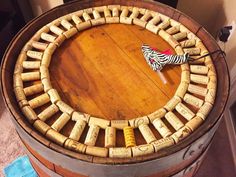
[0,95,25,177]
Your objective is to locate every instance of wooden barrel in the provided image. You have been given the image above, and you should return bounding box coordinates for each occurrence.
[0,0,229,177]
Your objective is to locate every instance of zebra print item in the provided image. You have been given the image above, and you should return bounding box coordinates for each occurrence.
[141,44,190,71]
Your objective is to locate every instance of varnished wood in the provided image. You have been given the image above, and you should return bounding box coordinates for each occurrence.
[51,24,180,120]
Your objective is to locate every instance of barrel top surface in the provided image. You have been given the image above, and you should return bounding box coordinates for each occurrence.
[50,24,180,120]
[1,0,230,164]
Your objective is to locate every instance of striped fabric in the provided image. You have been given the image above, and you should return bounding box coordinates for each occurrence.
[141,44,189,71]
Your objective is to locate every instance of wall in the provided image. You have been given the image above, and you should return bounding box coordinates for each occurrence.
[177,0,236,83]
[29,0,63,17]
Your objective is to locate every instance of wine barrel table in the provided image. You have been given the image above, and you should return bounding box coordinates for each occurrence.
[1,0,230,177]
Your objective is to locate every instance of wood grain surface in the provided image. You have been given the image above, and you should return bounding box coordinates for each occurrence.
[51,24,181,120]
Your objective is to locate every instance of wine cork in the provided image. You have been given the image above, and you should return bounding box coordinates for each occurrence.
[13,73,23,88]
[84,124,100,146]
[153,118,172,138]
[14,53,27,74]
[188,84,208,97]
[50,25,64,36]
[185,116,203,132]
[91,18,106,26]
[190,65,208,74]
[129,7,139,19]
[109,147,132,158]
[171,126,192,143]
[72,111,90,122]
[175,82,189,98]
[196,41,208,55]
[86,146,108,157]
[41,53,51,67]
[158,20,170,30]
[120,16,132,25]
[158,29,171,42]
[205,88,216,104]
[72,15,82,25]
[172,32,187,41]
[64,139,86,154]
[38,104,59,121]
[183,48,201,56]
[123,126,136,148]
[167,36,180,48]
[141,11,152,21]
[69,119,86,141]
[23,83,43,96]
[164,96,182,111]
[196,102,213,120]
[131,144,154,157]
[165,111,184,130]
[46,129,68,146]
[92,10,101,19]
[146,23,160,34]
[181,70,190,83]
[21,71,40,82]
[166,25,180,35]
[181,63,190,71]
[111,7,119,17]
[207,79,217,91]
[41,32,56,43]
[56,100,74,115]
[14,87,26,101]
[110,120,128,129]
[148,108,166,122]
[42,78,52,92]
[175,46,184,55]
[138,124,157,143]
[40,66,49,80]
[32,41,48,51]
[21,42,32,52]
[76,21,91,31]
[26,50,43,60]
[61,19,73,30]
[33,119,51,135]
[129,116,149,128]
[180,39,196,48]
[82,12,91,21]
[88,116,110,129]
[63,27,78,39]
[151,137,175,152]
[175,102,195,121]
[183,93,204,108]
[105,127,116,147]
[120,8,129,17]
[104,8,111,17]
[22,61,41,69]
[51,112,71,132]
[18,100,29,108]
[105,17,120,23]
[28,93,50,109]
[190,74,209,85]
[133,18,147,28]
[44,43,57,55]
[35,26,50,36]
[54,34,66,46]
[48,89,61,104]
[21,105,38,123]
[148,15,161,25]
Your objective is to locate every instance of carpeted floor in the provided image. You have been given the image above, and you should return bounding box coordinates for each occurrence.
[0,98,25,177]
[0,93,235,177]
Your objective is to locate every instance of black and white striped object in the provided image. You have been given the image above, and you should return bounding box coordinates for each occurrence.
[141,44,190,71]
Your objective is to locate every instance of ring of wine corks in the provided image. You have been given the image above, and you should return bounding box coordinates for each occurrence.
[13,5,217,158]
